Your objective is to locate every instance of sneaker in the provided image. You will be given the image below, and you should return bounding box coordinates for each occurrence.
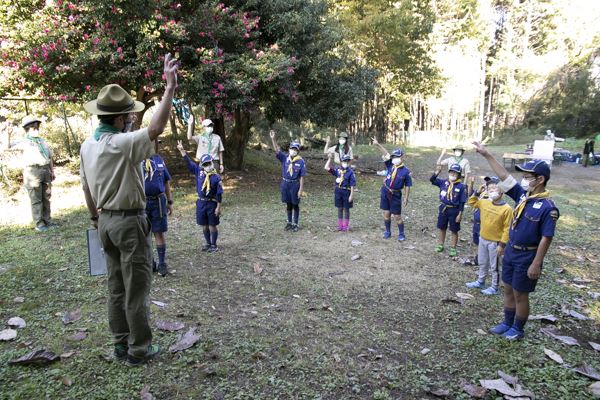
[502,326,525,341]
[481,286,499,295]
[397,234,405,242]
[157,263,169,277]
[435,244,444,253]
[466,280,485,289]
[383,231,391,239]
[126,344,161,367]
[284,223,293,231]
[114,343,128,361]
[35,225,49,232]
[490,322,512,335]
[152,259,158,273]
[291,224,299,232]
[448,247,458,257]
[207,245,219,253]
[201,244,211,252]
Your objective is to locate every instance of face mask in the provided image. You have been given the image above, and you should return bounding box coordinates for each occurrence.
[341,162,349,169]
[28,129,40,138]
[339,138,347,145]
[391,157,402,166]
[454,151,463,157]
[448,174,457,182]
[488,191,501,201]
[520,177,536,192]
[289,149,298,157]
[205,126,214,134]
[203,163,214,172]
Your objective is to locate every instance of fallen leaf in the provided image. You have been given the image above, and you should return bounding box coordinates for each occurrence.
[568,310,592,321]
[62,377,73,386]
[544,348,564,364]
[477,329,487,335]
[60,352,75,359]
[140,385,153,400]
[169,327,200,353]
[528,314,557,323]
[155,320,185,332]
[460,379,487,398]
[292,294,301,299]
[391,330,401,336]
[253,262,263,275]
[572,284,589,289]
[540,327,580,346]
[406,245,416,250]
[9,349,60,365]
[68,331,87,341]
[498,370,518,386]
[7,317,26,329]
[590,381,600,397]
[151,300,167,308]
[588,292,600,300]
[574,277,594,284]
[333,353,341,363]
[351,240,363,247]
[574,364,600,380]
[456,292,475,300]
[426,388,449,398]
[586,256,600,264]
[555,268,565,274]
[480,379,522,397]
[351,254,361,261]
[62,309,81,325]
[421,348,431,355]
[589,342,600,352]
[13,297,25,303]
[0,329,17,341]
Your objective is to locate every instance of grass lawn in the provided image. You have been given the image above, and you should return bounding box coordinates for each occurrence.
[1,145,599,399]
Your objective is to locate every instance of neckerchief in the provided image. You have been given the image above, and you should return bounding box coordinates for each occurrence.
[202,170,216,195]
[93,122,120,141]
[512,190,550,229]
[446,178,461,200]
[287,155,302,176]
[389,164,404,188]
[26,135,49,160]
[202,132,213,155]
[144,158,155,181]
[338,168,347,188]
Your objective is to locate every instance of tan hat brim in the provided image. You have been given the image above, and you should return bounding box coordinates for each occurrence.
[84,100,145,115]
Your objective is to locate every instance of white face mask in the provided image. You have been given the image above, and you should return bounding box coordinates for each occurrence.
[339,138,347,145]
[448,174,457,182]
[454,150,463,157]
[289,149,298,157]
[391,157,402,166]
[341,162,349,169]
[489,191,501,201]
[203,163,214,172]
[520,177,536,192]
[204,126,214,134]
[28,129,40,137]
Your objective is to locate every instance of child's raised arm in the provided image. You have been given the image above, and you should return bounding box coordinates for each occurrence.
[472,141,509,181]
[324,153,333,170]
[372,137,389,158]
[269,130,280,153]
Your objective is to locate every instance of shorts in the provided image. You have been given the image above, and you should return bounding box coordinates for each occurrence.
[146,196,168,233]
[437,204,461,233]
[334,187,353,209]
[502,246,539,292]
[379,186,402,214]
[472,222,481,245]
[196,199,220,226]
[281,180,301,205]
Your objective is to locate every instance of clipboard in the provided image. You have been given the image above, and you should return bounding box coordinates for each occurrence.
[86,228,107,276]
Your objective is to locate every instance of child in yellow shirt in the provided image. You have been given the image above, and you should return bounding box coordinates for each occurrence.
[465,177,512,295]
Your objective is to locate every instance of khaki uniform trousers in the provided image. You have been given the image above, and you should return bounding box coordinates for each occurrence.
[23,165,52,227]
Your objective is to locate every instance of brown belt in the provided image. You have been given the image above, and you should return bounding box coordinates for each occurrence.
[101,209,145,217]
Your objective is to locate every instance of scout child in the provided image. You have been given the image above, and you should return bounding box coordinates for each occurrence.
[177,141,223,252]
[324,153,356,231]
[372,137,412,240]
[324,132,354,164]
[465,176,512,295]
[430,163,467,257]
[187,115,225,173]
[142,140,174,276]
[471,178,492,265]
[472,141,559,340]
[269,130,306,232]
[437,145,471,181]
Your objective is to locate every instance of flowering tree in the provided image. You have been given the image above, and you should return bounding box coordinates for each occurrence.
[1,0,373,168]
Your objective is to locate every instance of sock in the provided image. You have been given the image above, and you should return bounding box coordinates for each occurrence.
[156,244,166,265]
[344,218,349,231]
[513,317,527,331]
[338,218,343,230]
[384,219,391,232]
[503,308,516,326]
[398,223,405,236]
[210,230,218,246]
[203,229,210,245]
[293,206,299,225]
[286,210,292,223]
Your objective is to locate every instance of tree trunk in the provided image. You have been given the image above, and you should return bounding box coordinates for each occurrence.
[476,53,486,141]
[224,108,251,170]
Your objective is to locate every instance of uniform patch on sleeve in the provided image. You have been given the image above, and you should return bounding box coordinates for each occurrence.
[550,210,559,221]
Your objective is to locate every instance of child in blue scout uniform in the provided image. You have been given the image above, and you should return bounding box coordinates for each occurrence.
[470,176,492,265]
[324,153,356,231]
[430,163,467,257]
[269,130,306,232]
[142,140,174,276]
[473,141,560,341]
[372,137,412,240]
[177,140,223,252]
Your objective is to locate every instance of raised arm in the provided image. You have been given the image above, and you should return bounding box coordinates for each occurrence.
[269,130,280,153]
[148,54,179,141]
[323,136,331,154]
[372,137,389,158]
[187,114,195,142]
[324,153,333,170]
[472,141,509,181]
[436,148,447,165]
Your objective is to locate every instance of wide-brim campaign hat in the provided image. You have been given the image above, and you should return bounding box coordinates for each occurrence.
[21,115,41,128]
[84,84,145,115]
[516,159,550,180]
[453,145,465,151]
[338,132,349,139]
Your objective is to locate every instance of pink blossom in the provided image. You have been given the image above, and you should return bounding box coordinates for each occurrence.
[287,67,295,74]
[85,85,91,91]
[117,47,122,53]
[256,51,265,59]
[92,38,100,45]
[217,84,224,91]
[59,94,67,101]
[144,70,154,78]
[246,41,254,49]
[199,31,205,37]
[67,2,75,10]
[243,33,250,39]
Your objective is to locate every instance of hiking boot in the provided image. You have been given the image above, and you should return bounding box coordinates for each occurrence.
[291,224,299,232]
[284,222,293,231]
[114,343,128,361]
[397,233,406,242]
[466,280,485,289]
[157,263,169,277]
[126,344,161,367]
[383,231,391,239]
[481,286,499,296]
[435,244,444,253]
[201,243,211,252]
[490,322,512,335]
[448,247,458,257]
[207,245,219,253]
[502,326,525,341]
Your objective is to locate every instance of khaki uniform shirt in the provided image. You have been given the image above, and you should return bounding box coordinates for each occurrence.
[191,133,225,160]
[80,128,154,210]
[326,145,353,164]
[13,137,53,167]
[440,156,471,176]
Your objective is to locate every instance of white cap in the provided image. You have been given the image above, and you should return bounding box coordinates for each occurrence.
[202,119,214,127]
[546,129,551,134]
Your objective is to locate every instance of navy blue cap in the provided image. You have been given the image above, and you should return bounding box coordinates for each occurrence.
[200,154,213,164]
[289,141,301,150]
[515,159,550,180]
[341,154,352,162]
[449,163,462,173]
[484,176,500,184]
[391,148,404,157]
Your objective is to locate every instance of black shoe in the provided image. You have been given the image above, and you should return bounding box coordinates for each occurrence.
[157,263,169,277]
[152,259,158,273]
[201,243,211,252]
[114,343,128,361]
[207,245,219,253]
[284,222,293,231]
[126,344,161,367]
[291,224,299,232]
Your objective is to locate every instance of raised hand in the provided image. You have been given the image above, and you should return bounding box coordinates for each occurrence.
[163,53,179,89]
[269,130,276,139]
[372,137,378,145]
[472,141,490,157]
[176,140,184,152]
